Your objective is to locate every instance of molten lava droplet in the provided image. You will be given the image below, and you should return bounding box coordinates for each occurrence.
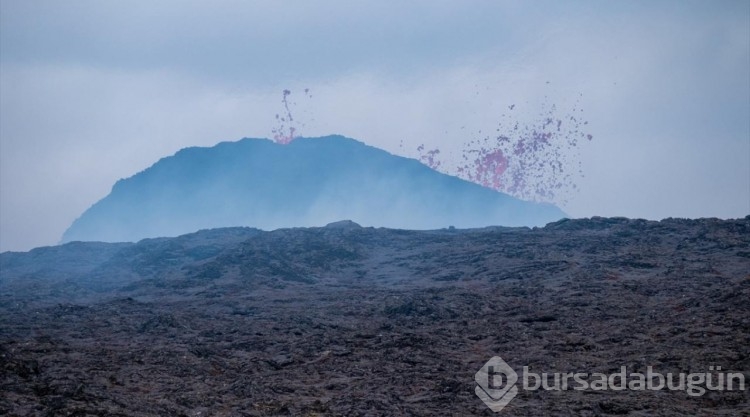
[417,96,593,205]
[271,89,311,145]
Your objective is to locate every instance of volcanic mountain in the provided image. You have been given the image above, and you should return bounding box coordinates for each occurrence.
[62,135,566,243]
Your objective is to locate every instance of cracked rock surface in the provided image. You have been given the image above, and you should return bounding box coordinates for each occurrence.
[1,217,749,416]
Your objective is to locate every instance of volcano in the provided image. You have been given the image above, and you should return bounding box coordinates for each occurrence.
[62,135,565,243]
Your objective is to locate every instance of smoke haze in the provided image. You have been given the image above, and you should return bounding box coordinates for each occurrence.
[1,1,748,251]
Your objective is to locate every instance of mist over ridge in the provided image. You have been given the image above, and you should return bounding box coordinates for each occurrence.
[62,135,565,243]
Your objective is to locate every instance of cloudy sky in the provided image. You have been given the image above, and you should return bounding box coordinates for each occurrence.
[1,0,748,252]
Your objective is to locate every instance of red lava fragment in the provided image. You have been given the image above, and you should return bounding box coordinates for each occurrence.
[272,89,311,145]
[417,96,594,205]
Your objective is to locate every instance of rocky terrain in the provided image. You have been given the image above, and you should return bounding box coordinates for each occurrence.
[1,217,749,416]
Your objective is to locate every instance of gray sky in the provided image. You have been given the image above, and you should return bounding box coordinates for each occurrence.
[1,0,749,252]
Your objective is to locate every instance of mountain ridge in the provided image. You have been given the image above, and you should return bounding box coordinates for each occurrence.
[62,135,566,243]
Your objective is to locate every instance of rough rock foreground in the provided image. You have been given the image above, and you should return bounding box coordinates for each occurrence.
[1,217,749,416]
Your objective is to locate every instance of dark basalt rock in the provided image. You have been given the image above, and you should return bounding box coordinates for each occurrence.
[1,217,749,415]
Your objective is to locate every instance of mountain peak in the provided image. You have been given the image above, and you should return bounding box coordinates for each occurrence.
[324,220,363,229]
[62,135,565,243]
